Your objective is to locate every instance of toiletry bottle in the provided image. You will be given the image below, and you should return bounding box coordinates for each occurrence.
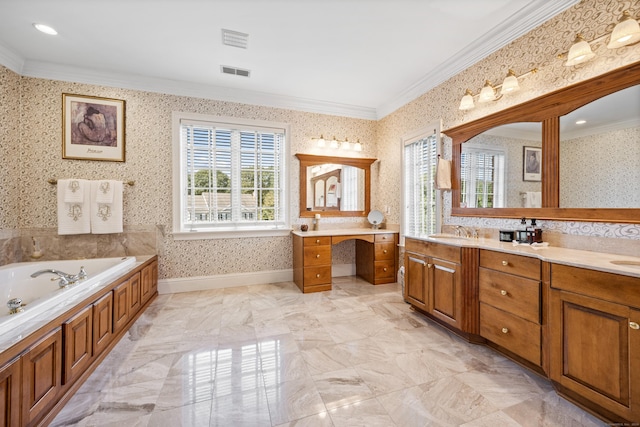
[529,218,542,243]
[517,217,528,243]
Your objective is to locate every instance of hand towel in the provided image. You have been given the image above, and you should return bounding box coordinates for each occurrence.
[524,191,542,208]
[90,180,123,234]
[95,180,115,204]
[62,179,85,203]
[57,179,91,235]
[435,157,452,190]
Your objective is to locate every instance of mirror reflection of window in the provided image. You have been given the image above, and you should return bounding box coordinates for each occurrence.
[461,146,505,208]
[326,176,339,207]
[314,180,325,208]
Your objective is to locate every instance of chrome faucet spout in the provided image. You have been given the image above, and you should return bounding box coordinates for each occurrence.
[30,269,71,278]
[30,267,86,288]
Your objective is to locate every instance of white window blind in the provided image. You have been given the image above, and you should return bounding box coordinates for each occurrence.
[403,130,439,238]
[176,115,287,233]
[460,147,505,208]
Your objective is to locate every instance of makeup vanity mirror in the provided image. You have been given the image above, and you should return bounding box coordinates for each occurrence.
[296,153,377,217]
[444,61,640,223]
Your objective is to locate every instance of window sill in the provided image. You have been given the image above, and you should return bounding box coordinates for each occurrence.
[172,228,293,240]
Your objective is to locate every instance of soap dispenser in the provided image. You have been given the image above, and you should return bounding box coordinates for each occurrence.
[516,217,529,243]
[528,218,543,243]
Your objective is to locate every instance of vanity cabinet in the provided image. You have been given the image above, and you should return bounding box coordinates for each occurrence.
[479,250,542,366]
[356,233,398,285]
[0,356,21,427]
[293,236,332,293]
[404,238,476,333]
[549,264,640,422]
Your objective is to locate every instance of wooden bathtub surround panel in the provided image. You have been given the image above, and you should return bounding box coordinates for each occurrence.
[128,273,141,314]
[0,357,20,427]
[292,231,399,293]
[0,256,158,427]
[113,279,130,334]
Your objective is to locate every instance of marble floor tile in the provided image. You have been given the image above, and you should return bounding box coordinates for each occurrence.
[52,277,608,426]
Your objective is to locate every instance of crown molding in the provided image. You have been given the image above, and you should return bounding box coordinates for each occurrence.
[18,60,377,120]
[375,0,581,119]
[0,43,24,74]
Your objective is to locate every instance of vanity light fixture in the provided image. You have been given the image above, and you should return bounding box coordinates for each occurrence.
[33,23,58,35]
[340,139,351,150]
[312,136,363,152]
[314,135,326,148]
[458,69,537,110]
[561,10,640,66]
[329,137,339,149]
[353,139,363,152]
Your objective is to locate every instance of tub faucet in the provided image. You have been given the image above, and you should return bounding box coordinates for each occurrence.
[30,267,86,288]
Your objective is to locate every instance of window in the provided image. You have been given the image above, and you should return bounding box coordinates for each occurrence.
[460,146,505,208]
[173,113,289,238]
[402,123,442,239]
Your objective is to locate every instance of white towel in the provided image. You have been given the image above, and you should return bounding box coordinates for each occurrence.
[90,180,123,234]
[524,191,542,208]
[435,158,452,190]
[95,180,115,204]
[57,179,91,235]
[62,179,85,203]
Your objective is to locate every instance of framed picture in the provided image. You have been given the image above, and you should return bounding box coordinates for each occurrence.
[523,146,542,181]
[62,94,125,162]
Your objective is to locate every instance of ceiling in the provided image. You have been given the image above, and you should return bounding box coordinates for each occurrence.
[0,0,579,119]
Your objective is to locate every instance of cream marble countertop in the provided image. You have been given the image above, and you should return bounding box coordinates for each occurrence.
[413,235,640,279]
[291,228,399,237]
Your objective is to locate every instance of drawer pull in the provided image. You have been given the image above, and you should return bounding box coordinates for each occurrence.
[501,327,509,334]
[630,322,640,330]
[316,254,321,258]
[383,249,388,254]
[427,263,433,269]
[316,273,321,278]
[383,267,388,272]
[502,260,508,266]
[382,236,387,240]
[500,290,508,296]
[316,239,321,244]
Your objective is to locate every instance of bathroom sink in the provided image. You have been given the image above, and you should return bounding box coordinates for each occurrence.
[610,260,640,268]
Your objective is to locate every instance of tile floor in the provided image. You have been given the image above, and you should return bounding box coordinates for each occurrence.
[51,277,607,426]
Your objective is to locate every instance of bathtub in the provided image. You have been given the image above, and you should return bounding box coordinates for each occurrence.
[0,256,137,337]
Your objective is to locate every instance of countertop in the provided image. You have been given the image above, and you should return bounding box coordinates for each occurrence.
[291,228,399,237]
[413,234,640,279]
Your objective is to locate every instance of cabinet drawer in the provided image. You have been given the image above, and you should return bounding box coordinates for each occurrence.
[375,242,395,260]
[303,266,332,285]
[304,236,331,246]
[303,246,331,266]
[480,303,541,365]
[375,233,395,243]
[405,238,460,263]
[480,249,540,280]
[374,260,395,279]
[479,268,540,324]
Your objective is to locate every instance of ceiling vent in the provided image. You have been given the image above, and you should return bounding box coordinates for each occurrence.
[222,29,248,49]
[221,66,251,77]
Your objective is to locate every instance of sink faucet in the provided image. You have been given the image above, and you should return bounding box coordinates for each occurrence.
[454,225,472,238]
[30,267,87,288]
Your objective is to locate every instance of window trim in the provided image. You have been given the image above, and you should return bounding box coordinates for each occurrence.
[172,112,291,239]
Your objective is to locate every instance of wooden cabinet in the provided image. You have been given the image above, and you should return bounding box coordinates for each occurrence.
[356,233,398,285]
[479,249,542,366]
[0,357,20,427]
[92,292,113,356]
[550,264,640,422]
[293,236,332,293]
[128,273,141,315]
[404,238,474,333]
[63,306,92,385]
[113,278,130,334]
[140,262,154,304]
[22,328,62,427]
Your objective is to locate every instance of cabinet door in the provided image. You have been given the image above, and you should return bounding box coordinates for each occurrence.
[404,252,428,310]
[0,357,20,427]
[93,292,113,356]
[22,327,62,426]
[63,306,93,385]
[140,263,152,304]
[113,279,130,334]
[129,273,141,315]
[550,290,640,421]
[429,258,462,329]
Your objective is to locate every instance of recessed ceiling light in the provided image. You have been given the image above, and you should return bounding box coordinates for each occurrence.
[575,120,587,125]
[33,23,58,35]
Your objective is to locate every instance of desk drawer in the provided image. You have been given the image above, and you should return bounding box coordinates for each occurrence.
[303,266,331,285]
[303,246,331,266]
[375,233,395,243]
[374,260,395,280]
[480,303,541,365]
[375,242,395,260]
[479,268,540,323]
[304,236,331,246]
[480,249,540,280]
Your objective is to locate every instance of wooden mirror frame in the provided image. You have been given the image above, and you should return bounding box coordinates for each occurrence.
[444,61,640,224]
[296,153,377,218]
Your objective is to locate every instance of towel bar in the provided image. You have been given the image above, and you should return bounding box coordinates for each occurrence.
[48,178,135,186]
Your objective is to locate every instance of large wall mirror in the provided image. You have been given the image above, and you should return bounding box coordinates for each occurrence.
[444,61,640,223]
[296,153,376,217]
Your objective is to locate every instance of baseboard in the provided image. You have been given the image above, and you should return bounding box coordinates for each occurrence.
[158,264,356,294]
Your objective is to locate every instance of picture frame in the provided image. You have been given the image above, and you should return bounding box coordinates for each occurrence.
[523,146,542,181]
[62,94,125,162]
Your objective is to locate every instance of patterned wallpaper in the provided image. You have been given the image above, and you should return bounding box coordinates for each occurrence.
[1,0,639,280]
[376,0,640,240]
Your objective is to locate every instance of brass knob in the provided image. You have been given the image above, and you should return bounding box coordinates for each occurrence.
[501,327,509,334]
[316,239,320,244]
[502,261,508,266]
[316,273,321,278]
[630,322,640,330]
[427,263,433,268]
[316,254,320,258]
[500,290,507,296]
[383,268,388,272]
[383,249,388,254]
[382,236,387,240]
